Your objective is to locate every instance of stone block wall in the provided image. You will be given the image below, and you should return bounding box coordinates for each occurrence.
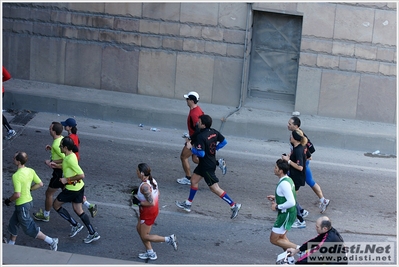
[3,2,248,106]
[254,2,396,123]
[2,2,397,123]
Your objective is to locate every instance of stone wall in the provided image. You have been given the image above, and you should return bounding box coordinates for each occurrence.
[2,2,248,106]
[2,2,397,123]
[253,2,397,123]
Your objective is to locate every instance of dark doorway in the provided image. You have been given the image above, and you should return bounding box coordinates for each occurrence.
[248,11,303,110]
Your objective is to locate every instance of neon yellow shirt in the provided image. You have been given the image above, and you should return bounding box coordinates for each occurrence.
[12,167,41,206]
[62,153,84,191]
[51,136,65,161]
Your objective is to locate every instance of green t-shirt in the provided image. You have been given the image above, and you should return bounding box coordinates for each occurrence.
[12,167,42,206]
[62,153,85,191]
[51,136,65,161]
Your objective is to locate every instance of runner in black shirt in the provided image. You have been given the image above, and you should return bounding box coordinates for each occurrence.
[176,114,241,219]
[282,129,308,228]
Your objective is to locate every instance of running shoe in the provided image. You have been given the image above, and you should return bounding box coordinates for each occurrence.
[218,158,227,175]
[176,177,191,185]
[138,251,157,260]
[168,234,178,251]
[49,238,58,251]
[300,209,309,218]
[84,232,100,244]
[320,199,330,213]
[5,130,16,140]
[231,203,241,219]
[175,200,191,212]
[33,209,50,222]
[88,204,98,218]
[287,256,295,264]
[292,219,306,229]
[69,223,84,237]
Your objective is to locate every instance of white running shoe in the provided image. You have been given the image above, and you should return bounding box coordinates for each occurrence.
[49,238,58,251]
[292,219,306,229]
[176,177,191,185]
[6,130,16,140]
[138,251,157,260]
[301,209,309,218]
[320,199,330,213]
[218,158,227,175]
[168,234,178,251]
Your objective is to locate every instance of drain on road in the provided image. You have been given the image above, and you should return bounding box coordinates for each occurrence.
[10,110,37,126]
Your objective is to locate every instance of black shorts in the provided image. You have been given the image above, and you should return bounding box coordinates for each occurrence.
[48,168,64,189]
[193,166,219,186]
[56,187,84,203]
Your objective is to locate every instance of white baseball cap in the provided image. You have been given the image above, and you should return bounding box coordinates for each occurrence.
[183,91,200,102]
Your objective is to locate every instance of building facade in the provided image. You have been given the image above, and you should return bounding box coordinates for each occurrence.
[2,2,397,123]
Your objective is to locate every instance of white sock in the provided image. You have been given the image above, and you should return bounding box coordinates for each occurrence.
[44,210,50,217]
[44,236,53,244]
[185,200,192,205]
[84,201,90,208]
[147,249,154,253]
[165,236,170,243]
[319,197,325,203]
[8,240,15,245]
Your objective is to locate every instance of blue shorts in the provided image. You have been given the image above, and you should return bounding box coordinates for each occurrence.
[305,160,316,187]
[8,201,40,238]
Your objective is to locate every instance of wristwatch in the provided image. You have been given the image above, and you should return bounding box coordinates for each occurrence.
[275,204,280,211]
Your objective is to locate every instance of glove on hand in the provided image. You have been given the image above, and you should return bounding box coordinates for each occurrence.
[132,196,141,206]
[4,198,11,206]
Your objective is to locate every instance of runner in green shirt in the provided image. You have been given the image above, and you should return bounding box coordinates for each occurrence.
[33,121,65,222]
[4,152,58,250]
[267,159,298,263]
[52,136,101,244]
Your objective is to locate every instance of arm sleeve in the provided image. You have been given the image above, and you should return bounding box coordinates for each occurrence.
[216,139,227,151]
[191,147,205,158]
[276,181,296,210]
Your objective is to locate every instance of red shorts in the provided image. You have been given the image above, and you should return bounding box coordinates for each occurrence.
[139,206,159,226]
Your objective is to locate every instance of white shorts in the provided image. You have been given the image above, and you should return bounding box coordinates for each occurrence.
[272,225,288,235]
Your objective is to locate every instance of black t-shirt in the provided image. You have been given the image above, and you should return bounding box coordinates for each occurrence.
[194,128,225,170]
[289,144,307,189]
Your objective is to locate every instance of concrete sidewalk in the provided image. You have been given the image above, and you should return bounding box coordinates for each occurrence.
[2,244,141,265]
[3,78,396,155]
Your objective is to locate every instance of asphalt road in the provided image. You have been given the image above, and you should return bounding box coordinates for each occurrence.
[2,112,396,264]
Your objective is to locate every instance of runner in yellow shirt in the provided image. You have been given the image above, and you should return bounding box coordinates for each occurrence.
[51,136,100,244]
[4,152,58,250]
